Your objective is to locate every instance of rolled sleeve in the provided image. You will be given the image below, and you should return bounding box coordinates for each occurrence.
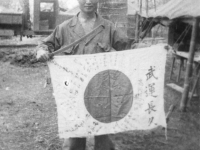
[40,26,62,53]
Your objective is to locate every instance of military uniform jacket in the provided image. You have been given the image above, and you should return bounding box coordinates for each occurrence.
[41,13,133,55]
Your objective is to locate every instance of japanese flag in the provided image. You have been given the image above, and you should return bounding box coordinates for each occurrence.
[48,45,167,138]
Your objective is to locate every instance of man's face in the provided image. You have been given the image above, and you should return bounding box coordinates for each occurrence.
[77,0,99,14]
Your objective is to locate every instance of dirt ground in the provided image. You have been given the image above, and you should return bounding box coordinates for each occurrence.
[0,37,200,150]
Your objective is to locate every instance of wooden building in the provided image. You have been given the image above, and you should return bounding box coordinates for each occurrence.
[29,0,73,34]
[0,0,135,39]
[0,0,74,37]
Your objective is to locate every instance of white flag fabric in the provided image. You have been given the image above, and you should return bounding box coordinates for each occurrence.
[48,45,167,138]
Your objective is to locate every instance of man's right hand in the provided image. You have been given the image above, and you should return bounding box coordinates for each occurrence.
[36,49,50,62]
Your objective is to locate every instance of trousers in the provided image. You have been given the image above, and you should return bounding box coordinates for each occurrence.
[62,135,115,150]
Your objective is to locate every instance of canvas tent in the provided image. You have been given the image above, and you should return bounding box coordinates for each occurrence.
[128,0,200,111]
[128,0,200,19]
[140,0,200,19]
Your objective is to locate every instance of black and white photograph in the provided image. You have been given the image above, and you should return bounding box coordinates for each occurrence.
[0,0,200,150]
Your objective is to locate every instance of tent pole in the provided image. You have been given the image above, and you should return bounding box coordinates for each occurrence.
[135,0,142,43]
[180,18,199,112]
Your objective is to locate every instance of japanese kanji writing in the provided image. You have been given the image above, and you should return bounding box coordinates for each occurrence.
[148,83,158,97]
[148,117,154,126]
[145,101,156,114]
[146,66,158,80]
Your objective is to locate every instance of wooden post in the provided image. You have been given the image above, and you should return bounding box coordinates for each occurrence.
[135,13,140,43]
[188,65,200,107]
[176,58,184,82]
[180,18,199,112]
[20,13,25,41]
[135,0,142,43]
[169,57,175,80]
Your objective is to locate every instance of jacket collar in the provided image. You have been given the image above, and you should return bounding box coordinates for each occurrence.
[68,12,105,42]
[70,12,105,28]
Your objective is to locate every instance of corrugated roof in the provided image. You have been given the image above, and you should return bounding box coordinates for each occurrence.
[128,0,200,19]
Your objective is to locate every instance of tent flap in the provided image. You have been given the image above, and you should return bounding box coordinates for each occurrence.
[128,0,200,19]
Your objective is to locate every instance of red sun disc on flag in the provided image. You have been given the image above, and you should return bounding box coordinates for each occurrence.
[84,70,134,123]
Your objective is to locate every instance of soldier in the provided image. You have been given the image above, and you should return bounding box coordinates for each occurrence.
[36,0,134,149]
